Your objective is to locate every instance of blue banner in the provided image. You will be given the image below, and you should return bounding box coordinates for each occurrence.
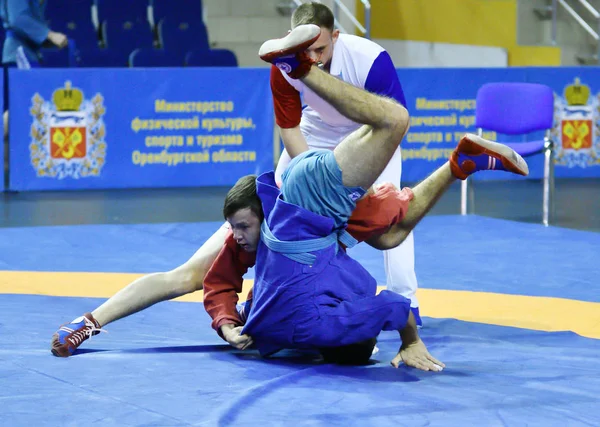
[7,66,600,190]
[397,67,600,182]
[8,68,274,191]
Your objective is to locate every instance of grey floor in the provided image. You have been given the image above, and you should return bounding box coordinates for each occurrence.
[1,178,599,232]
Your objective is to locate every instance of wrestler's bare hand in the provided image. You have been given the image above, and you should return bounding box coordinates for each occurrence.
[220,324,254,350]
[391,339,445,372]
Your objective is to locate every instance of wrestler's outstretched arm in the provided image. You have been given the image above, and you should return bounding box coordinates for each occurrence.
[203,233,256,350]
[91,223,229,327]
[316,290,444,371]
[51,223,230,357]
[392,311,445,371]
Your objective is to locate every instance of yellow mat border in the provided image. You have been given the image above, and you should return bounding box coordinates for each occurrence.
[2,271,598,339]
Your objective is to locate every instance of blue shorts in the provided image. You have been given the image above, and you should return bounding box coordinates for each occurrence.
[280,149,366,229]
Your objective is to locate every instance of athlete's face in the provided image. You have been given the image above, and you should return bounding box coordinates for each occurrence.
[305,27,339,71]
[227,208,261,252]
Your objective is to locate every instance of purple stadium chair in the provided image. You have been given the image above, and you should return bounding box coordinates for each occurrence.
[462,82,555,226]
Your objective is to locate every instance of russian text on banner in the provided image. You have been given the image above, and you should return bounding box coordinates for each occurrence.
[8,68,274,191]
[397,67,600,182]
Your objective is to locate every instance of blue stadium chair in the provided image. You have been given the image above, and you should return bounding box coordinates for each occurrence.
[45,0,98,49]
[152,0,203,25]
[158,17,209,57]
[102,20,154,54]
[129,48,183,67]
[462,82,555,226]
[185,48,238,67]
[95,0,150,26]
[77,47,131,68]
[39,48,72,68]
[46,0,95,29]
[56,21,99,50]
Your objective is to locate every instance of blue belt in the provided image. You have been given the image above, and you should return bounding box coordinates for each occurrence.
[260,220,358,266]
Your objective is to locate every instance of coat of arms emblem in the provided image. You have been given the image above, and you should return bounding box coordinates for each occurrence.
[29,81,106,179]
[552,77,600,168]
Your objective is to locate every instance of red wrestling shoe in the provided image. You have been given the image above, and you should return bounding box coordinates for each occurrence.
[450,133,530,180]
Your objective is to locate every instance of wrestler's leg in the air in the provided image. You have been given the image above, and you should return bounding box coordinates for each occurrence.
[292,72,406,192]
[259,25,441,370]
[259,25,529,370]
[51,223,230,357]
[369,134,530,250]
[260,25,408,191]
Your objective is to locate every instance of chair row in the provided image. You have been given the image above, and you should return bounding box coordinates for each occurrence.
[39,46,237,68]
[47,16,210,56]
[46,1,207,55]
[0,1,209,64]
[46,0,203,31]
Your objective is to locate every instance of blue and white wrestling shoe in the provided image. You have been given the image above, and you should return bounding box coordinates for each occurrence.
[51,313,106,357]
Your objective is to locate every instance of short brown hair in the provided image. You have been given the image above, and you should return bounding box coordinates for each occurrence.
[292,2,335,31]
[223,175,263,221]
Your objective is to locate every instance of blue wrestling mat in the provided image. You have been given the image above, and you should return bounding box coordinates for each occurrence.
[1,215,599,426]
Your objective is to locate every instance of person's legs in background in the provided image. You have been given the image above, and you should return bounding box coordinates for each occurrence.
[374,147,421,326]
[3,63,15,188]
